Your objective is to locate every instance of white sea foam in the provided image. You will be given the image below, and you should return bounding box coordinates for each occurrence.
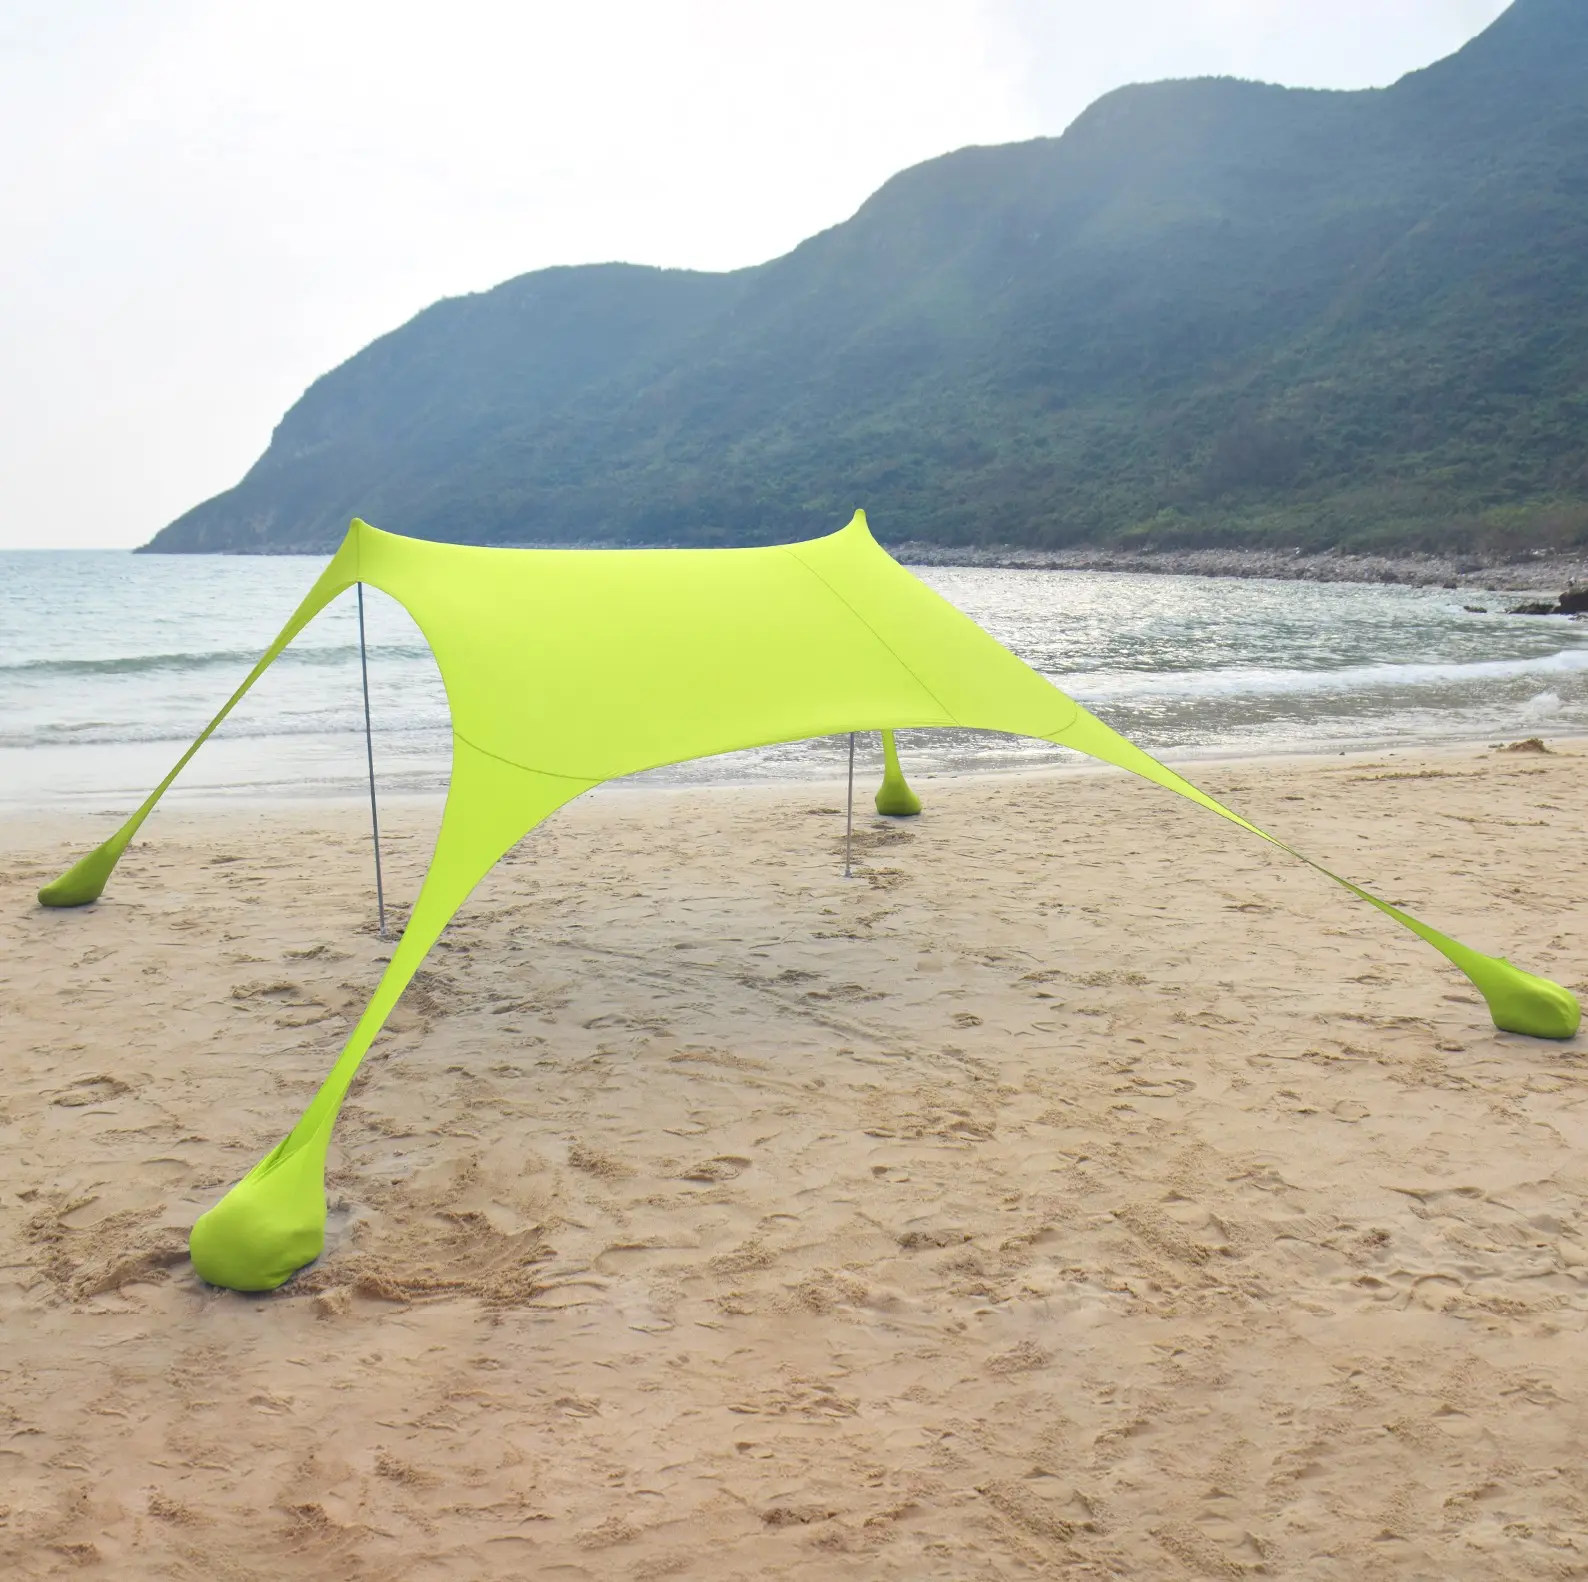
[1062,646,1588,705]
[0,642,435,679]
[1521,689,1564,718]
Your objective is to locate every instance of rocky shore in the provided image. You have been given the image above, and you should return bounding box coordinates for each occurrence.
[891,541,1588,594]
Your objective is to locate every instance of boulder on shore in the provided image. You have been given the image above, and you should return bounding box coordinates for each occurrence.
[1508,586,1587,615]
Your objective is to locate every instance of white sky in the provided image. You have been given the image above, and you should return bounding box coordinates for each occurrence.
[0,0,1509,550]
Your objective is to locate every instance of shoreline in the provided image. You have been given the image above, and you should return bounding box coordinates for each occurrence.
[893,540,1588,592]
[8,732,1586,835]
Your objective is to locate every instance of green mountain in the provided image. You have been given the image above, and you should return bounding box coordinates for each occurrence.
[146,0,1588,557]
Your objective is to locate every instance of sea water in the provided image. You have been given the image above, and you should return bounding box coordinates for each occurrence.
[2,549,1585,809]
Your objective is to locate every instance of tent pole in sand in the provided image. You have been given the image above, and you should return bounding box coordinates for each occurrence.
[844,731,855,878]
[356,582,387,939]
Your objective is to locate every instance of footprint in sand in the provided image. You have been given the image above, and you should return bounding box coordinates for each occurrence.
[592,1243,690,1275]
[140,1156,192,1184]
[1114,1076,1196,1099]
[679,1155,751,1183]
[50,1075,132,1108]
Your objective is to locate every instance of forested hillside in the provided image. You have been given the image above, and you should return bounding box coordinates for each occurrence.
[146,0,1588,556]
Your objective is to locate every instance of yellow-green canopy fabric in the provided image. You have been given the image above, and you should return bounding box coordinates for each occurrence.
[39,513,1580,1291]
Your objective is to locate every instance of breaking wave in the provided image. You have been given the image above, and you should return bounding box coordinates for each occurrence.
[1064,646,1588,705]
[0,642,435,679]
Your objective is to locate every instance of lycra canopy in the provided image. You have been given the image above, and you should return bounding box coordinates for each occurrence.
[40,513,1580,1291]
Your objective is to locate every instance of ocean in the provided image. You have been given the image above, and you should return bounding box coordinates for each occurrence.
[3,549,1585,810]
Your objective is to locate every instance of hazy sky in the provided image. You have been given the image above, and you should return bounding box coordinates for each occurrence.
[1,0,1510,550]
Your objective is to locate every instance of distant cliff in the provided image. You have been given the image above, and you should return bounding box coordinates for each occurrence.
[146,0,1588,557]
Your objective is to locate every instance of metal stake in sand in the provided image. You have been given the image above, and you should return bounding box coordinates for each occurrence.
[844,731,856,878]
[356,582,387,938]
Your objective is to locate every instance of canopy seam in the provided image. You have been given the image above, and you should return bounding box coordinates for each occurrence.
[777,545,959,724]
[450,727,599,785]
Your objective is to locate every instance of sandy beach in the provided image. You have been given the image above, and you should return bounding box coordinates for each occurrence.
[3,741,1586,1579]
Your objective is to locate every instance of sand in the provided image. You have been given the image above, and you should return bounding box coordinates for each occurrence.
[2,741,1586,1579]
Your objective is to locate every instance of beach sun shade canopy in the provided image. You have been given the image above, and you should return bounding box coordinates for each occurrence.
[39,513,1580,1291]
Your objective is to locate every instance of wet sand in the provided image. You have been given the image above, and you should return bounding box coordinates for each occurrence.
[2,742,1585,1578]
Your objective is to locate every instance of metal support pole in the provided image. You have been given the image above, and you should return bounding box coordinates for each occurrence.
[357,582,387,938]
[844,731,855,879]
